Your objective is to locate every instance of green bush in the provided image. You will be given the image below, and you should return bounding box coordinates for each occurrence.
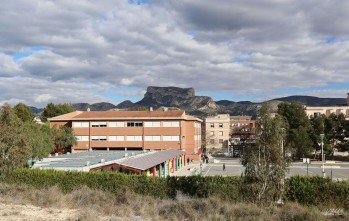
[1,168,168,198]
[285,176,349,209]
[2,169,349,209]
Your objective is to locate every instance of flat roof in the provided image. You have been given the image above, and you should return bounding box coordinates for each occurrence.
[33,149,185,172]
[33,150,146,171]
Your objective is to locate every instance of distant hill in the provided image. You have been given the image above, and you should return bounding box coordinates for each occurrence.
[272,95,346,106]
[29,87,347,118]
[29,106,44,115]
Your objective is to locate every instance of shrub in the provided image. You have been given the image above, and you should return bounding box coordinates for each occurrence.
[285,176,349,209]
[2,169,349,210]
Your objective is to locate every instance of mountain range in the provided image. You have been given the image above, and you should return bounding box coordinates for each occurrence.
[30,86,347,118]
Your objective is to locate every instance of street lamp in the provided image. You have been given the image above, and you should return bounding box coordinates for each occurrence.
[281,128,285,157]
[320,133,326,178]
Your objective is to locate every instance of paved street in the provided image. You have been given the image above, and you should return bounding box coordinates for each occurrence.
[175,157,349,180]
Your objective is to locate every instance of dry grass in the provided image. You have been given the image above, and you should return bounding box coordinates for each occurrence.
[0,182,347,221]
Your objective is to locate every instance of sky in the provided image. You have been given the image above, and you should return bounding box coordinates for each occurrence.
[1,0,349,108]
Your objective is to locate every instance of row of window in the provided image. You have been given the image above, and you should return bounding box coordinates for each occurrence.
[73,121,180,128]
[209,123,224,128]
[75,135,181,142]
[210,139,224,144]
[209,131,224,136]
[231,123,253,127]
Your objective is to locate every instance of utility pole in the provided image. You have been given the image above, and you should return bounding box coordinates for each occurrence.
[320,133,326,178]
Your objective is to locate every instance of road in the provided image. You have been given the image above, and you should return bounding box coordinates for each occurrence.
[200,157,349,180]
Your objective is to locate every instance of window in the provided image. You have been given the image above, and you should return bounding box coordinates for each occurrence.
[219,139,223,144]
[210,131,214,136]
[126,136,142,141]
[195,135,201,141]
[219,131,223,136]
[210,123,214,128]
[144,121,161,127]
[109,122,124,127]
[219,123,223,128]
[195,122,201,128]
[91,136,107,141]
[144,136,161,141]
[91,122,107,127]
[163,136,180,141]
[210,139,214,144]
[75,136,89,141]
[127,122,143,127]
[73,122,89,128]
[163,121,180,127]
[109,136,124,141]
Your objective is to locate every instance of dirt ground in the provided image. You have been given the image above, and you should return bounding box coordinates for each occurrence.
[0,203,125,221]
[0,203,78,221]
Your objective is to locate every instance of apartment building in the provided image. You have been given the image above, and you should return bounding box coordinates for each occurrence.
[48,110,202,160]
[306,106,349,120]
[230,116,256,144]
[204,114,230,149]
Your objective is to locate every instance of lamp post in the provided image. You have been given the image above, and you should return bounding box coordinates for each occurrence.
[281,128,285,157]
[320,133,326,178]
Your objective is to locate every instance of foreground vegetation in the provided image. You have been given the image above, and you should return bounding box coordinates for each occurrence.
[1,182,348,221]
[0,103,76,175]
[2,168,349,211]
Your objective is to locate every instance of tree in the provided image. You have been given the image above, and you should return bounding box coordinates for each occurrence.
[242,103,287,203]
[0,104,31,175]
[277,102,313,159]
[324,113,349,153]
[23,122,54,160]
[41,103,74,122]
[51,125,77,153]
[14,102,35,122]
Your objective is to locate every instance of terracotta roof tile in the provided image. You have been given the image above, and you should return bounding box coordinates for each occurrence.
[73,110,185,119]
[48,111,83,121]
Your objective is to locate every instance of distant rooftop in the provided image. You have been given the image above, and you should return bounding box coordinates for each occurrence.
[230,116,252,121]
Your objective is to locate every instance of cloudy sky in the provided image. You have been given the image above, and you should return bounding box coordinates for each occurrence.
[1,0,349,107]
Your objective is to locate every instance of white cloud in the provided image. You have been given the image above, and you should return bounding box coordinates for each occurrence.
[34,94,56,103]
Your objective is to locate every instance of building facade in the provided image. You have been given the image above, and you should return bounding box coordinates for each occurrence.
[305,93,349,120]
[204,114,230,149]
[305,106,349,120]
[49,110,202,160]
[230,116,256,144]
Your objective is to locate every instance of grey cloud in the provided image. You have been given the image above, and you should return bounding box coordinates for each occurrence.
[0,0,349,106]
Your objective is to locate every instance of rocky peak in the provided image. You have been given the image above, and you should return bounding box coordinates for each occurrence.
[137,86,196,107]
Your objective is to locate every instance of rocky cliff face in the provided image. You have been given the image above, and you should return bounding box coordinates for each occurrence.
[133,86,219,115]
[137,86,196,107]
